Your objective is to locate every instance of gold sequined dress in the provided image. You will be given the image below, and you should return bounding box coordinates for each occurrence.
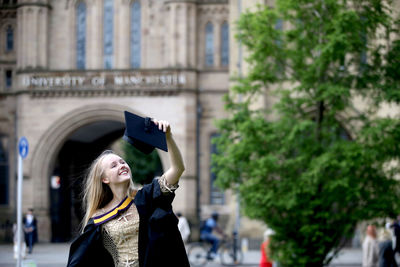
[96,176,178,267]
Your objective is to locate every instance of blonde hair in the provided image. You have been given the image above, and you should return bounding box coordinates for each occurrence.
[81,150,139,232]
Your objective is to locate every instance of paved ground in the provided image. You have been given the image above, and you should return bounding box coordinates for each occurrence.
[0,242,363,267]
[0,243,69,267]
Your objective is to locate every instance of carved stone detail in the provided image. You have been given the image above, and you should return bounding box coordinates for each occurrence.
[29,88,182,98]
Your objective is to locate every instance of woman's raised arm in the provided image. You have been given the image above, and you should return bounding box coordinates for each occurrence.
[153,120,185,185]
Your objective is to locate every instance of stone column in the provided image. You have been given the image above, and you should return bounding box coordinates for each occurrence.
[37,6,49,68]
[17,4,32,68]
[187,3,197,68]
[141,0,148,68]
[115,0,130,68]
[214,19,221,68]
[165,1,196,68]
[16,0,50,69]
[28,7,37,68]
[176,4,186,67]
[87,1,102,69]
[16,6,25,68]
[166,2,177,67]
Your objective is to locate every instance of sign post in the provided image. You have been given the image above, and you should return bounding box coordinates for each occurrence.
[17,137,28,267]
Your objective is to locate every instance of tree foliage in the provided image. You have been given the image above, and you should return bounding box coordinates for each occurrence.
[122,141,163,185]
[213,1,400,266]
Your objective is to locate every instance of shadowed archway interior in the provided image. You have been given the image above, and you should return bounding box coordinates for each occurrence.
[50,120,125,242]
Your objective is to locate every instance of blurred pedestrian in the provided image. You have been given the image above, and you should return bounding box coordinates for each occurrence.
[363,225,379,267]
[200,212,226,260]
[13,223,26,259]
[378,223,398,267]
[177,212,191,243]
[260,228,274,267]
[23,208,38,254]
[391,216,400,255]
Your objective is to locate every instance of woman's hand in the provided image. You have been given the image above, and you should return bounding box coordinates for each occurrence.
[153,119,171,134]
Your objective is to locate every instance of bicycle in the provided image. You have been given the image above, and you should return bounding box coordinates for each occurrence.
[187,236,243,266]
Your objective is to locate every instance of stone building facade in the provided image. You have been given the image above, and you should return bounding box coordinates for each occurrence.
[3,0,398,247]
[0,0,268,243]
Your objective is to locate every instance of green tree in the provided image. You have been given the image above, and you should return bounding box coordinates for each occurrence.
[122,141,163,185]
[213,1,400,266]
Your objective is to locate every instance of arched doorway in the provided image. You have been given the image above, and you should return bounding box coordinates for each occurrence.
[30,104,166,242]
[50,120,125,242]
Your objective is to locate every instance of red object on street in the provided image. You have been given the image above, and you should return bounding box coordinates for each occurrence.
[260,240,273,267]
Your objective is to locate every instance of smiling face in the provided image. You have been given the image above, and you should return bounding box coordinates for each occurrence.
[101,153,132,186]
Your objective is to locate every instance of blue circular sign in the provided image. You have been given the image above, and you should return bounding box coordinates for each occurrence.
[18,137,29,159]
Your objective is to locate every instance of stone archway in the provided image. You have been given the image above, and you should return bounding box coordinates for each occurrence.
[30,103,167,241]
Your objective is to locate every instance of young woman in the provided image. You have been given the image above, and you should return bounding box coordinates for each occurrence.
[67,120,190,267]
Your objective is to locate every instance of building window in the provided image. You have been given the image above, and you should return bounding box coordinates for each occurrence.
[360,20,367,69]
[221,22,229,67]
[275,18,283,46]
[275,19,285,74]
[275,18,283,31]
[210,133,224,205]
[5,70,12,89]
[0,135,9,205]
[76,2,86,69]
[6,26,13,52]
[205,22,214,67]
[130,1,141,68]
[103,0,114,69]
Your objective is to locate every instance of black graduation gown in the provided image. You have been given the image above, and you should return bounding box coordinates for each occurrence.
[67,178,190,267]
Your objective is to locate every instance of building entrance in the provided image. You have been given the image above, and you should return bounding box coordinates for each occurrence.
[49,120,124,242]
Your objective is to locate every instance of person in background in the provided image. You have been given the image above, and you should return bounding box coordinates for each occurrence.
[391,216,400,256]
[260,228,274,267]
[379,222,398,267]
[13,223,26,259]
[200,212,226,260]
[23,208,38,254]
[177,212,191,243]
[363,225,379,267]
